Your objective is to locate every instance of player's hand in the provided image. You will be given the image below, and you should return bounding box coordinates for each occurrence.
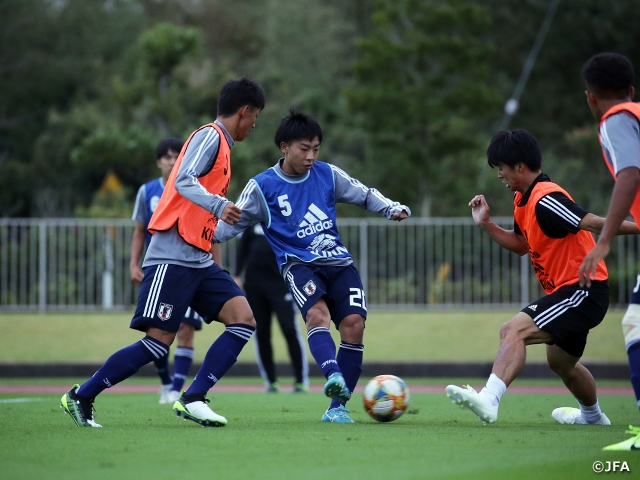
[221,202,242,225]
[391,210,409,221]
[578,242,609,288]
[130,265,144,285]
[469,195,490,226]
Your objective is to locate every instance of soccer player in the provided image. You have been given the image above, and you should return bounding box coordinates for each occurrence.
[233,224,309,393]
[214,110,410,423]
[579,52,640,451]
[445,129,639,425]
[130,137,219,405]
[61,77,265,428]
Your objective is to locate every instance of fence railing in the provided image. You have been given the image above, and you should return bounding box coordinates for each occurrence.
[0,218,638,311]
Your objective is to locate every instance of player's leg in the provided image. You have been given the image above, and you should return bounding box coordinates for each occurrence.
[248,287,278,391]
[328,313,365,410]
[272,289,308,391]
[173,264,256,426]
[624,273,640,410]
[61,263,190,427]
[168,317,198,402]
[547,344,609,425]
[446,311,552,424]
[320,265,368,422]
[285,265,342,383]
[154,352,173,404]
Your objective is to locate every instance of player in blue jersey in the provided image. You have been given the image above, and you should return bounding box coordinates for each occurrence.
[61,77,265,428]
[130,138,217,405]
[215,110,411,423]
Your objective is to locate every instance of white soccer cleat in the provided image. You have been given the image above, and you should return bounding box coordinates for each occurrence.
[173,397,228,427]
[551,407,611,425]
[159,384,173,404]
[166,390,181,404]
[445,384,498,424]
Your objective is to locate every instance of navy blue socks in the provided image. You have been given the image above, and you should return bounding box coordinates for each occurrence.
[184,324,254,399]
[77,336,169,399]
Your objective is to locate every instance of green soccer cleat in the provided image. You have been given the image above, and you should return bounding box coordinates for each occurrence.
[603,425,640,451]
[266,382,279,393]
[173,395,227,427]
[322,405,355,423]
[323,372,351,402]
[293,383,309,393]
[60,384,102,428]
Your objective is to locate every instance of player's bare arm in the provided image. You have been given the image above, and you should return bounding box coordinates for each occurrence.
[579,167,640,287]
[577,213,640,235]
[129,221,146,284]
[469,194,529,255]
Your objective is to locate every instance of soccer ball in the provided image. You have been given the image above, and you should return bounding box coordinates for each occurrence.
[362,374,410,422]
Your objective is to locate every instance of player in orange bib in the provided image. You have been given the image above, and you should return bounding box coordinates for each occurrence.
[580,52,640,451]
[61,78,265,428]
[446,129,639,425]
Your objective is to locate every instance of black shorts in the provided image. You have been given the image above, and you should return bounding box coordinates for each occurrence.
[521,281,609,357]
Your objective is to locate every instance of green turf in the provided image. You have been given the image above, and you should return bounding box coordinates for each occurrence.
[0,309,629,363]
[1,390,638,480]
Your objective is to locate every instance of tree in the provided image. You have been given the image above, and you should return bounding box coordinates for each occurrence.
[345,0,501,215]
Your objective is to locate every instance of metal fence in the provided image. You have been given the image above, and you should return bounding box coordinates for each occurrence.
[0,217,638,311]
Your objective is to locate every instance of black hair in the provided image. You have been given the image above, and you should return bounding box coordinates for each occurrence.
[581,52,635,99]
[486,129,542,171]
[217,77,265,117]
[155,137,184,160]
[273,109,323,147]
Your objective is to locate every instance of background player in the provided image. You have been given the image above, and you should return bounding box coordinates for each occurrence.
[234,224,309,393]
[61,77,265,428]
[446,129,639,425]
[214,110,410,423]
[580,52,640,451]
[130,137,217,404]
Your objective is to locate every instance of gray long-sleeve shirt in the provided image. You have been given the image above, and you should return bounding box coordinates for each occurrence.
[143,120,233,268]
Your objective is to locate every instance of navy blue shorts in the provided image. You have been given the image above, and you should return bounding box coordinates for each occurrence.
[130,263,244,333]
[521,281,609,357]
[181,307,203,331]
[284,263,367,327]
[630,272,640,304]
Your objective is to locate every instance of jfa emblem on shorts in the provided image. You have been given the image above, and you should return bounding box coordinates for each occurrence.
[303,280,317,296]
[158,303,173,321]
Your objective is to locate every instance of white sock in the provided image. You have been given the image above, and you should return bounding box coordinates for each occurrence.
[481,373,507,406]
[579,399,602,424]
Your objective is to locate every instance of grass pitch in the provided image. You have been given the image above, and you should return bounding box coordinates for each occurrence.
[0,308,629,363]
[1,385,639,480]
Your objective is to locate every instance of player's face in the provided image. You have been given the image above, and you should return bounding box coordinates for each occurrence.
[496,162,524,192]
[157,149,179,181]
[280,137,321,175]
[234,106,260,142]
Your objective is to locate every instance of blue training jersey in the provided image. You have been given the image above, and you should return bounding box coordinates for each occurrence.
[252,161,351,270]
[141,178,164,246]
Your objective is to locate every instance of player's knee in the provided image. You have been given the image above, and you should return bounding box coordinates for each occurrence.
[340,314,365,340]
[305,308,329,328]
[623,304,640,348]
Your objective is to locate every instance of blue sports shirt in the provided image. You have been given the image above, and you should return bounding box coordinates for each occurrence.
[215,159,411,276]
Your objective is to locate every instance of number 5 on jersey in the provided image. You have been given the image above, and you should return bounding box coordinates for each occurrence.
[278,194,292,216]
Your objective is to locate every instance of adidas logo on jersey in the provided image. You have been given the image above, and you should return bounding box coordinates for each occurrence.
[528,304,538,311]
[296,203,333,238]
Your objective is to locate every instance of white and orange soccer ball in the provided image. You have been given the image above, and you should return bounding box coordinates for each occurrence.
[362,374,410,422]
